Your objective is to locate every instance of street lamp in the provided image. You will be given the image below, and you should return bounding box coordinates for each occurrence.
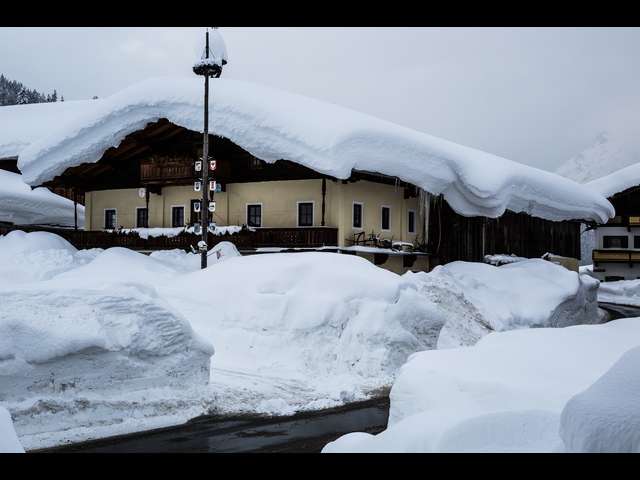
[193,27,228,269]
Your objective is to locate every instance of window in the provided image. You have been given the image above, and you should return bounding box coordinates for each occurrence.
[104,209,116,230]
[603,236,629,249]
[381,206,391,231]
[353,202,363,230]
[247,204,262,228]
[298,202,314,227]
[136,207,149,229]
[635,236,640,249]
[408,210,416,235]
[172,206,185,228]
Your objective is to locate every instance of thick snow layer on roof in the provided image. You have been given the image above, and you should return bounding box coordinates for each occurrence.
[0,170,83,227]
[585,162,640,199]
[0,100,98,160]
[16,76,613,223]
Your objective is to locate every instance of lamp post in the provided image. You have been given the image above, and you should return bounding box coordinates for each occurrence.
[193,27,228,269]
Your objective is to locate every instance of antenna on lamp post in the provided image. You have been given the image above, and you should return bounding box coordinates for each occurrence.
[193,27,228,269]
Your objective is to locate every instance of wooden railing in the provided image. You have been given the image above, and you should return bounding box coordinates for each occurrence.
[140,162,196,183]
[62,227,338,252]
[252,228,338,248]
[593,250,640,265]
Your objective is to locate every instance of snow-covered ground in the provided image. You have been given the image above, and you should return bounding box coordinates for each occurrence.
[323,319,640,453]
[0,230,637,453]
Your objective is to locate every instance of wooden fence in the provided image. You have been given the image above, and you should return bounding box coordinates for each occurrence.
[62,227,339,252]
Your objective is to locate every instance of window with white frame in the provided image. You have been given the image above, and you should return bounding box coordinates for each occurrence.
[136,207,149,229]
[407,209,416,235]
[104,209,116,230]
[247,204,262,228]
[381,205,391,231]
[171,206,185,228]
[297,202,314,227]
[353,202,363,230]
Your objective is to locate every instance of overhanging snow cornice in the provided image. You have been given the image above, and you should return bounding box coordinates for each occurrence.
[16,76,614,225]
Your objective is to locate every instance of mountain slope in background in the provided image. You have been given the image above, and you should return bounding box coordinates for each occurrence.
[555,132,640,185]
[555,131,640,266]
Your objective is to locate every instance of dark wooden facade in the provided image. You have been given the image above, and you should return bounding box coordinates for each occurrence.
[605,186,640,218]
[427,196,582,265]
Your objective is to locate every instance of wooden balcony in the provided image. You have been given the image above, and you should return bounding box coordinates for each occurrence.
[140,162,197,185]
[140,159,231,186]
[603,215,640,230]
[593,250,640,266]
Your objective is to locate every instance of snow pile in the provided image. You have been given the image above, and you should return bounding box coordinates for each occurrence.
[0,230,97,286]
[0,236,448,450]
[153,251,447,408]
[323,319,640,453]
[15,76,613,224]
[0,170,83,227]
[484,254,528,266]
[559,345,640,453]
[0,232,617,452]
[406,259,601,349]
[0,237,215,446]
[597,279,640,307]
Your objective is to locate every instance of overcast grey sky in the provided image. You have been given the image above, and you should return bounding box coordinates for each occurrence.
[1,27,639,173]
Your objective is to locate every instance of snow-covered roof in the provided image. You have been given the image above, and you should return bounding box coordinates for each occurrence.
[585,162,640,199]
[12,76,614,224]
[0,99,99,160]
[0,170,83,227]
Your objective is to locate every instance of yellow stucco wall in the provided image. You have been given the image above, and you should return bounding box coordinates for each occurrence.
[85,179,425,249]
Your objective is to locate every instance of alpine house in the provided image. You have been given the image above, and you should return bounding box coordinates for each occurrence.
[3,32,614,274]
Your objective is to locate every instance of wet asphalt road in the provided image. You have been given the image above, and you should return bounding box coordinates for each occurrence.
[34,396,390,454]
[599,303,640,321]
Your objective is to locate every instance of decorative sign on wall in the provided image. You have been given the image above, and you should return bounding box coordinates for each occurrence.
[194,202,201,213]
[209,201,216,212]
[195,181,202,192]
[210,160,217,171]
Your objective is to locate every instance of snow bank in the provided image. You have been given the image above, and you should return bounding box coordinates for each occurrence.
[406,259,601,349]
[0,230,97,286]
[152,251,447,409]
[323,319,640,453]
[0,170,83,227]
[0,231,618,451]
[598,279,640,307]
[0,406,24,453]
[559,345,640,453]
[16,76,613,224]
[0,239,214,443]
